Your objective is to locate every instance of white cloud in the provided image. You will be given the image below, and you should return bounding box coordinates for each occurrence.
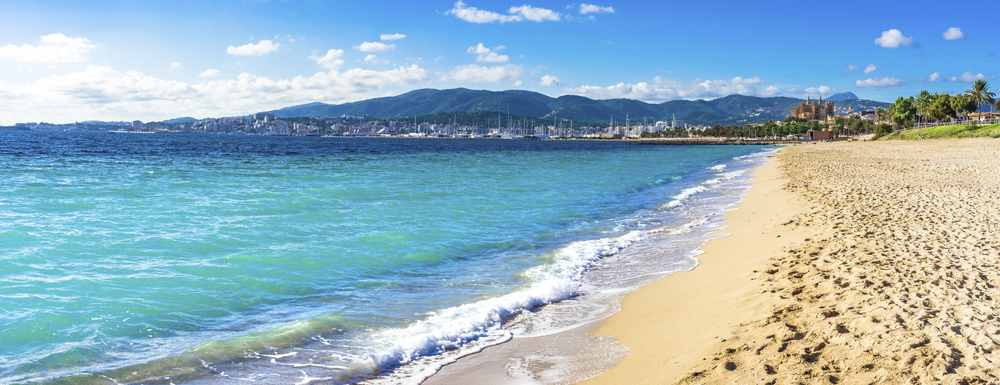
[564,76,780,102]
[199,68,221,78]
[512,80,524,87]
[477,52,509,63]
[364,54,388,64]
[309,49,344,69]
[380,33,406,41]
[0,34,96,63]
[509,5,560,22]
[942,27,964,40]
[446,1,521,23]
[803,86,834,96]
[540,75,561,86]
[493,45,506,51]
[226,40,280,56]
[927,72,940,82]
[0,64,428,123]
[355,41,395,52]
[467,43,490,55]
[466,43,509,63]
[442,64,522,83]
[863,63,877,75]
[169,62,181,70]
[946,71,995,82]
[579,4,614,14]
[855,76,902,88]
[874,29,914,48]
[846,64,857,71]
[446,1,560,24]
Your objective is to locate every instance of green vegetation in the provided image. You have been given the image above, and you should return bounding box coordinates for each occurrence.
[882,123,1000,140]
[878,80,998,140]
[697,115,877,139]
[968,79,997,117]
[268,88,890,126]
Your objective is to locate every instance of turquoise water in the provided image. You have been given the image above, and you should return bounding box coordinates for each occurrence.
[0,132,767,384]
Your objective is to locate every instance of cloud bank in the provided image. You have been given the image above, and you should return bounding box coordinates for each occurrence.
[563,76,780,101]
[0,64,428,123]
[0,34,96,63]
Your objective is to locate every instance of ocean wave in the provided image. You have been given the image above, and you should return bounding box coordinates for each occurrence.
[343,231,646,384]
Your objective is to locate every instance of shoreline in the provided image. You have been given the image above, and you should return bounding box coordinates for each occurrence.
[589,139,1000,384]
[580,145,809,384]
[423,147,780,384]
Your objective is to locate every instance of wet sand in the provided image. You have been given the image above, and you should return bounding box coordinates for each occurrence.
[586,139,1000,384]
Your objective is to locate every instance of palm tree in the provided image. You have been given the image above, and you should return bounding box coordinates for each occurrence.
[915,90,936,124]
[875,107,891,124]
[966,79,996,121]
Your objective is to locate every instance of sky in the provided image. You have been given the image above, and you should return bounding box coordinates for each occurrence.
[0,0,997,124]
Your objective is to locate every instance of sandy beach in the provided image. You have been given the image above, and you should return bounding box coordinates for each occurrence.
[585,139,1000,384]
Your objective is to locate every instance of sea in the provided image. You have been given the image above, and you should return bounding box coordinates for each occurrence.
[0,131,773,384]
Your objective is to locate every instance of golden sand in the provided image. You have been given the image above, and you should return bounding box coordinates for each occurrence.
[584,140,1000,384]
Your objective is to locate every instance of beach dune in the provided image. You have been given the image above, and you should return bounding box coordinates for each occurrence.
[586,140,1000,384]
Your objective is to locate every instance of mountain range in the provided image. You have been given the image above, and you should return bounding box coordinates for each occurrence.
[262,88,889,126]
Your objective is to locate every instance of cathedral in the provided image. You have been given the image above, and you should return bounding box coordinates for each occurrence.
[791,96,835,121]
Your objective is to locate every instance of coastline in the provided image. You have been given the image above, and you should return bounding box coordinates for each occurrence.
[588,139,1000,384]
[423,146,778,385]
[580,145,809,384]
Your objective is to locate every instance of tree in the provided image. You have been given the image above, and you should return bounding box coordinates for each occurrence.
[874,107,891,124]
[966,79,996,119]
[915,90,938,123]
[832,116,847,136]
[929,94,959,121]
[873,123,892,136]
[892,96,917,128]
[849,117,864,135]
[951,94,978,117]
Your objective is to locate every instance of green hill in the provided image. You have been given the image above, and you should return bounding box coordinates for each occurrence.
[265,88,890,126]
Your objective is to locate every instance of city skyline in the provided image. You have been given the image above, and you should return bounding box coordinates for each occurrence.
[1,0,996,124]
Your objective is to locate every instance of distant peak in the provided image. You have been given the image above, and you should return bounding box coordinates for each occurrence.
[824,92,859,102]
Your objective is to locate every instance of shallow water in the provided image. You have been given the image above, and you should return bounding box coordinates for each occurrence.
[0,132,768,384]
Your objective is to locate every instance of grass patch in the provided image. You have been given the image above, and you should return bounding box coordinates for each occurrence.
[881,123,1000,140]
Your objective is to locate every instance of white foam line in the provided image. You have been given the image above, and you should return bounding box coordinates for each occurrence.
[262,352,297,359]
[340,231,646,383]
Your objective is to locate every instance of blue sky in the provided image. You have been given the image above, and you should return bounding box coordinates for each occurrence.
[0,0,996,123]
